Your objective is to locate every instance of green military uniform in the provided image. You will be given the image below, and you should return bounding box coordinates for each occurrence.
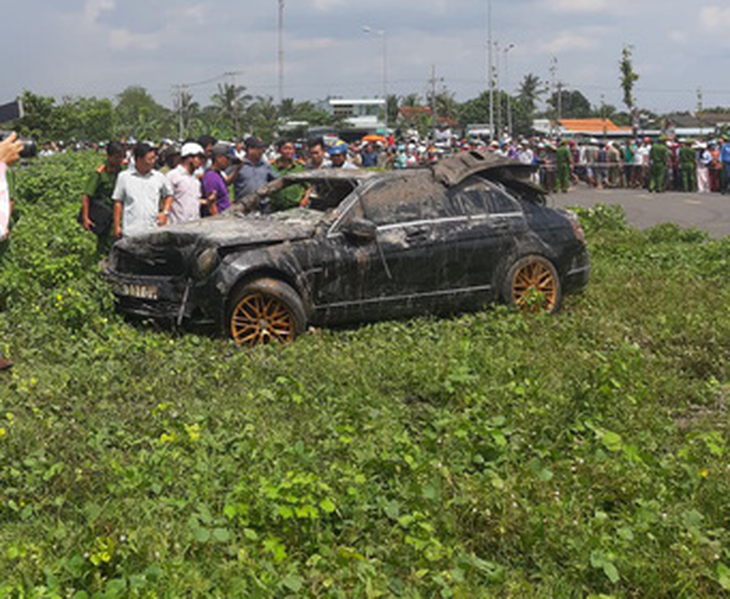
[649,142,670,192]
[83,160,122,254]
[555,144,572,193]
[269,160,307,212]
[678,145,697,192]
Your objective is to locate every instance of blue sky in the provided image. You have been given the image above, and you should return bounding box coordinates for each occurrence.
[4,0,730,114]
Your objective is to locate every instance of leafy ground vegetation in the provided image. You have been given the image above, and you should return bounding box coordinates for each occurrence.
[0,153,728,598]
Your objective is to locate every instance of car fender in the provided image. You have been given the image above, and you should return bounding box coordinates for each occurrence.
[491,229,561,298]
[212,245,316,324]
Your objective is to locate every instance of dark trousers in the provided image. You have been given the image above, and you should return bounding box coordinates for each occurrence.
[722,163,730,194]
[681,166,696,192]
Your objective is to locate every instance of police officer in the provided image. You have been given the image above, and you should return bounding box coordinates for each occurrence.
[555,139,573,193]
[649,138,670,193]
[80,141,125,254]
[678,141,697,192]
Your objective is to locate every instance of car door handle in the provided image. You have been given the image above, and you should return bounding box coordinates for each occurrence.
[490,219,510,231]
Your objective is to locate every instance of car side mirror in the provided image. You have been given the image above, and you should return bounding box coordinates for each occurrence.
[341,217,378,242]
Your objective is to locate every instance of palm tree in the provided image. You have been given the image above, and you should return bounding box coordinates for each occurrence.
[247,96,280,140]
[385,94,400,129]
[279,98,296,119]
[518,74,542,115]
[401,93,421,107]
[211,83,252,137]
[173,90,201,139]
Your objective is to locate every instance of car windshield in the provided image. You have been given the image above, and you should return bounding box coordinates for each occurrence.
[301,178,360,212]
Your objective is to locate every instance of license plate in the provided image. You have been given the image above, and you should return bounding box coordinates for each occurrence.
[118,283,158,300]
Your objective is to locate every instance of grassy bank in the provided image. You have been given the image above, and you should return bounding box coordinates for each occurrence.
[0,154,728,597]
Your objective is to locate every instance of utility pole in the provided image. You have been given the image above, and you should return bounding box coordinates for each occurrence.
[697,87,704,137]
[278,0,285,106]
[504,43,514,136]
[430,64,438,141]
[362,26,388,134]
[495,40,501,138]
[557,81,563,128]
[382,30,388,133]
[549,56,558,136]
[172,84,187,140]
[487,0,494,141]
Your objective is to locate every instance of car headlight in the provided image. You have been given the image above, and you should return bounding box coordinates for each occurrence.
[195,248,220,279]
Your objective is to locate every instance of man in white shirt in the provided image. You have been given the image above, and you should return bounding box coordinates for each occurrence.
[112,142,174,238]
[166,142,205,223]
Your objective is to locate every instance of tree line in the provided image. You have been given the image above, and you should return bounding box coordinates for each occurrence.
[15,48,696,142]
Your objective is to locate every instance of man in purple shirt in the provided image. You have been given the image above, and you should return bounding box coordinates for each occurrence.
[201,144,232,215]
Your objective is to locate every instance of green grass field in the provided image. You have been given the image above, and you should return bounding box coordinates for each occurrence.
[0,153,728,598]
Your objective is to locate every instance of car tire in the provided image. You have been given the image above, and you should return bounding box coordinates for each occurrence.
[503,255,562,314]
[228,277,307,346]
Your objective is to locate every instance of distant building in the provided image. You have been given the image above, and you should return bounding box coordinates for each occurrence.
[557,118,632,138]
[664,113,730,138]
[323,99,386,139]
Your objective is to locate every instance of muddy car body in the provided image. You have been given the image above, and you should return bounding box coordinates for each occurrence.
[104,151,590,344]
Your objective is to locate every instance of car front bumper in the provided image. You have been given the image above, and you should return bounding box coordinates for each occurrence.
[102,262,220,326]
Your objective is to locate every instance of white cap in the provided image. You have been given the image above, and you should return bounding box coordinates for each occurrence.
[181,142,205,158]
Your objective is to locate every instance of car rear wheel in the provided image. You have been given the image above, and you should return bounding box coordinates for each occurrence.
[228,278,306,346]
[503,255,562,313]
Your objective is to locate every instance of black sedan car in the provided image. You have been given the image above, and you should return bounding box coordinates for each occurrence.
[104,151,589,346]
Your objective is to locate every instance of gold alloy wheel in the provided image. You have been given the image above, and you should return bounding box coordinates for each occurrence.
[230,292,297,346]
[511,259,559,312]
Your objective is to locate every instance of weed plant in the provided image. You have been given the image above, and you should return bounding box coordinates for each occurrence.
[0,155,728,597]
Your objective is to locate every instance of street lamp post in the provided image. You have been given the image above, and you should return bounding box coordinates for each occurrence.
[494,40,501,137]
[362,26,388,134]
[503,43,514,136]
[278,0,285,105]
[487,0,494,141]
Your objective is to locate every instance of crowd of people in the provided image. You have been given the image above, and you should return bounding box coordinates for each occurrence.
[3,127,730,369]
[43,130,730,256]
[6,129,728,254]
[496,136,730,195]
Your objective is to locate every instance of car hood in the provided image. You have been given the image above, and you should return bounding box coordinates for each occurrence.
[118,209,323,253]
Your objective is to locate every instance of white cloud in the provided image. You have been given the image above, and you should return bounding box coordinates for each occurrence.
[538,32,599,53]
[83,0,115,25]
[312,0,346,12]
[290,37,337,51]
[109,28,162,51]
[700,6,730,32]
[179,5,207,24]
[546,0,608,13]
[669,30,688,46]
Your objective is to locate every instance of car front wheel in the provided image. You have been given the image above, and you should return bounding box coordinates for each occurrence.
[228,278,306,346]
[503,255,562,314]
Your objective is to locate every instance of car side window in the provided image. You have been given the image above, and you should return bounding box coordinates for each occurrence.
[449,180,522,216]
[358,177,445,225]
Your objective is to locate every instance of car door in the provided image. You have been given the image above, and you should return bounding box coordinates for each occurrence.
[429,177,527,312]
[311,175,448,323]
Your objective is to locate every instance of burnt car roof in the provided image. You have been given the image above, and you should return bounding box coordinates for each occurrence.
[251,150,538,200]
[430,149,534,186]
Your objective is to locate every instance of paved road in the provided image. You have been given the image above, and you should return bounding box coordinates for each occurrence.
[548,186,730,239]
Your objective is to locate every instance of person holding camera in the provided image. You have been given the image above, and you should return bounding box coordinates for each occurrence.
[0,132,23,371]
